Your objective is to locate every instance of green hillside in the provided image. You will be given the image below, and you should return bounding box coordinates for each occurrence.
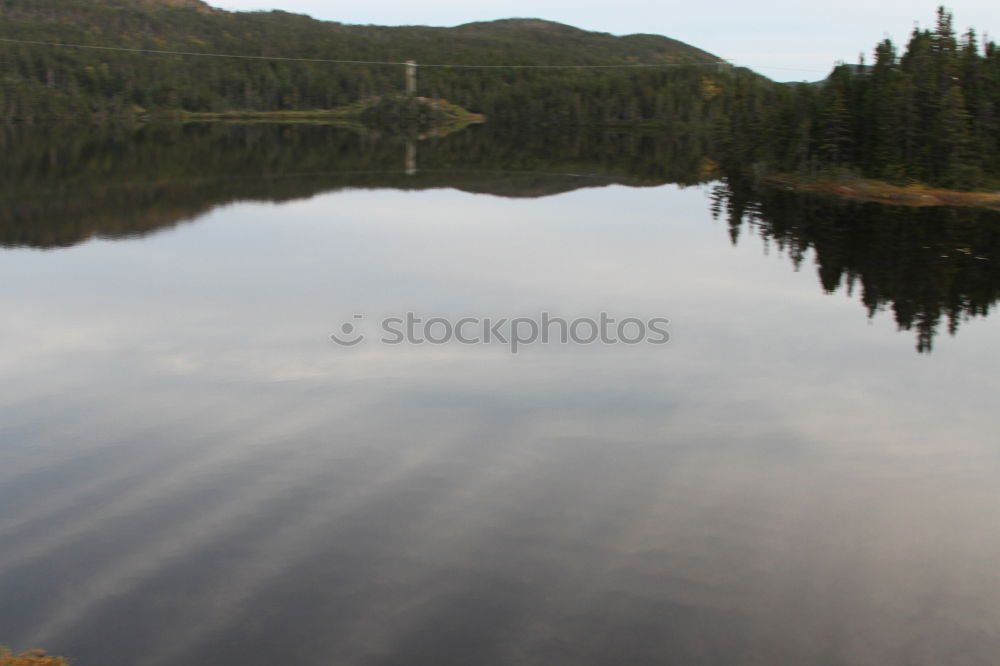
[0,0,729,123]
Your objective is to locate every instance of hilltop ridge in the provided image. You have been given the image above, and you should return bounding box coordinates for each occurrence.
[0,0,735,122]
[0,0,721,65]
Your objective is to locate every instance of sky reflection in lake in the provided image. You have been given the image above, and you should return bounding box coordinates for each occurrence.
[2,158,1000,665]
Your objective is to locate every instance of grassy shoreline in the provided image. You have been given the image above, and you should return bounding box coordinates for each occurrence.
[760,174,1000,211]
[166,97,486,132]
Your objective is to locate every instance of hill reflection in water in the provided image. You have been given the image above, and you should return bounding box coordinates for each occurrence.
[2,122,998,352]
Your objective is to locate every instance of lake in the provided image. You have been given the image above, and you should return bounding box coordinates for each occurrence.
[2,123,1000,665]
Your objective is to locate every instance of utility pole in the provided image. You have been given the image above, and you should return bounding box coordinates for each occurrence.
[405,60,417,96]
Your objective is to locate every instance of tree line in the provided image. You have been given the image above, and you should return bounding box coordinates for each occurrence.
[718,7,1000,188]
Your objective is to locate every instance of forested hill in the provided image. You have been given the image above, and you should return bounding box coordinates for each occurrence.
[0,0,719,65]
[0,0,729,122]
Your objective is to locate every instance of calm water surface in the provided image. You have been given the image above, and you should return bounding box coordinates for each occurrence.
[1,125,1000,665]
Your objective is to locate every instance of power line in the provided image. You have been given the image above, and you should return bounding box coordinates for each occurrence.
[0,36,729,69]
[0,35,831,74]
[0,37,407,66]
[751,64,830,73]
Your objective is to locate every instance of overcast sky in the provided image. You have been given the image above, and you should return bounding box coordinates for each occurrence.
[204,1,1000,81]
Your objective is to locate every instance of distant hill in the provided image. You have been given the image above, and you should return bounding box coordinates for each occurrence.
[0,0,720,66]
[0,0,734,122]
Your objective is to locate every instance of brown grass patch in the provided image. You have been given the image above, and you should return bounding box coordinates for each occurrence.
[0,646,69,666]
[761,175,1000,211]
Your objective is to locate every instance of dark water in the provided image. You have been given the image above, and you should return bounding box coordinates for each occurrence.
[1,124,999,665]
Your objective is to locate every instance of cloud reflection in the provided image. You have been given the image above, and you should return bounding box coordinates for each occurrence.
[1,184,1000,665]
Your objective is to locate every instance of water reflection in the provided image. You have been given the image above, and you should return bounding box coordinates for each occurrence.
[0,123,710,249]
[1,125,1000,666]
[712,178,1000,352]
[2,123,999,352]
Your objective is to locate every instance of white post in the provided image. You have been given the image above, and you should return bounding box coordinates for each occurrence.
[405,60,417,96]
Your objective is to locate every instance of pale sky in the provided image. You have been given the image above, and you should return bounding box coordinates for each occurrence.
[204,0,1000,81]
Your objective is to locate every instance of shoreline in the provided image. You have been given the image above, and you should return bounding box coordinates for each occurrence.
[760,175,1000,211]
[174,97,486,139]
